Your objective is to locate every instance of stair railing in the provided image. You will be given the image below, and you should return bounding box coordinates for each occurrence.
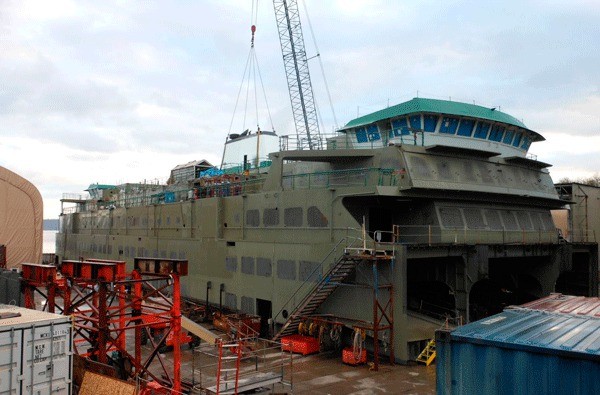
[272,234,363,326]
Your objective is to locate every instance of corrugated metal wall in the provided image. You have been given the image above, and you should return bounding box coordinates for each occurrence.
[436,308,600,395]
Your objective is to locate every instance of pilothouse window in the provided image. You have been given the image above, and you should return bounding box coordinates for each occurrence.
[409,115,421,130]
[488,125,505,142]
[423,115,438,132]
[391,118,410,136]
[366,124,380,141]
[439,117,459,134]
[474,122,491,139]
[512,132,522,147]
[457,119,475,137]
[355,127,368,143]
[354,125,381,143]
[502,130,514,144]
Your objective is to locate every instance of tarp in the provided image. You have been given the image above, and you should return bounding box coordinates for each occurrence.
[0,166,43,268]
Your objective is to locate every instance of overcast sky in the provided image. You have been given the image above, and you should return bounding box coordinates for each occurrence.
[2,0,599,218]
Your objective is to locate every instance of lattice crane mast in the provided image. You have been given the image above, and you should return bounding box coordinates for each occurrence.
[273,0,322,150]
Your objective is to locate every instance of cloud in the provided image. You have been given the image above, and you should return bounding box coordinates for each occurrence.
[1,0,599,218]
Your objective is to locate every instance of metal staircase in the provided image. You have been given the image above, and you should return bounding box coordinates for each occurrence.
[416,339,436,366]
[273,253,364,340]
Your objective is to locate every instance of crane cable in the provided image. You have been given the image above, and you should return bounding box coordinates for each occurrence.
[226,50,251,139]
[301,0,339,131]
[246,1,259,131]
[227,0,275,139]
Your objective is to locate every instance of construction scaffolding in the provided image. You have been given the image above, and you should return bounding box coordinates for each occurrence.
[191,338,293,395]
[21,258,190,394]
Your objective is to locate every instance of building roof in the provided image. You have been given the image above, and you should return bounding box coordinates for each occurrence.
[85,184,116,191]
[171,160,213,171]
[554,182,600,190]
[450,308,600,359]
[341,98,543,141]
[516,293,600,318]
[0,166,43,268]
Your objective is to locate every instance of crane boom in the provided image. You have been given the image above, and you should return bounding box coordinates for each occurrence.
[273,0,322,150]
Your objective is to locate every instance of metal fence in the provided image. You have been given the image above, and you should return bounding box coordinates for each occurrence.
[390,224,559,245]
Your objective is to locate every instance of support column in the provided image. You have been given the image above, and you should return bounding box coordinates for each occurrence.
[47,284,56,313]
[372,259,379,372]
[392,245,408,362]
[97,282,108,364]
[132,269,143,373]
[171,274,182,394]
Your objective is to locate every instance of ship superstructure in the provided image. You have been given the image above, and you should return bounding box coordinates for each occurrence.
[58,97,598,362]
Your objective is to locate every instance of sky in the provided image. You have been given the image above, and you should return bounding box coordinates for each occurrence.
[2,0,599,219]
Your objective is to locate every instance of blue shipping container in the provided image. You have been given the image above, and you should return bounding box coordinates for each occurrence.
[436,309,600,395]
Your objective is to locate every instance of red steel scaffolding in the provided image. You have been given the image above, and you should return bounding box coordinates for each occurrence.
[21,257,188,394]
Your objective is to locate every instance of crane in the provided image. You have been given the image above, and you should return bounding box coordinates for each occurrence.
[273,0,322,150]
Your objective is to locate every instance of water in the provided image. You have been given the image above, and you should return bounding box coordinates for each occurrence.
[43,230,57,253]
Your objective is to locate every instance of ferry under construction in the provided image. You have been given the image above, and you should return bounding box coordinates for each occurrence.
[58,95,599,362]
[57,0,597,366]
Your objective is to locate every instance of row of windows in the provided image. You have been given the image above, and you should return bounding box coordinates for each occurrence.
[81,242,187,260]
[407,156,550,192]
[354,114,532,150]
[438,207,555,231]
[223,293,255,313]
[81,215,182,229]
[245,206,328,228]
[226,256,320,282]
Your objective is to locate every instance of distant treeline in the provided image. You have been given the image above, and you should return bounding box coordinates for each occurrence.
[559,174,600,187]
[44,219,59,231]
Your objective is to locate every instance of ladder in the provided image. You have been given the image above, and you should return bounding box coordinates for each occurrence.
[215,341,242,395]
[416,339,436,366]
[273,254,363,340]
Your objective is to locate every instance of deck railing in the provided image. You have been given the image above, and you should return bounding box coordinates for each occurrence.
[60,168,398,214]
[192,338,292,393]
[282,168,397,190]
[561,229,597,243]
[279,128,428,151]
[61,192,90,201]
[390,224,559,245]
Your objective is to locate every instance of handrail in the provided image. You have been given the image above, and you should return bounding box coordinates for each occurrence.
[225,316,260,340]
[272,234,363,324]
[193,337,292,392]
[61,168,396,213]
[561,229,598,243]
[61,193,90,201]
[279,127,431,151]
[283,167,381,179]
